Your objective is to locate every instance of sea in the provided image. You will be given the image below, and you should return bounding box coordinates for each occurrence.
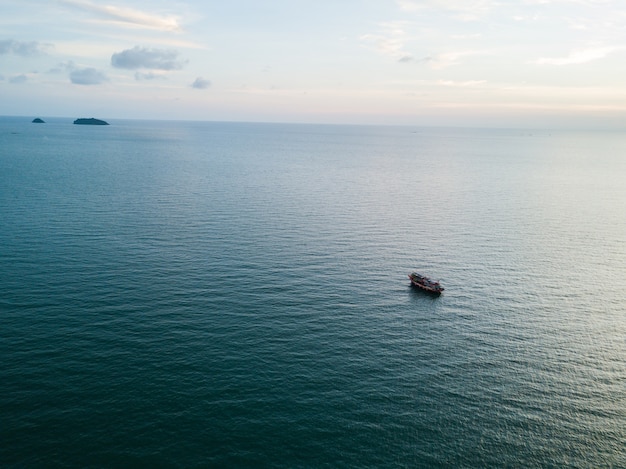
[1,116,624,468]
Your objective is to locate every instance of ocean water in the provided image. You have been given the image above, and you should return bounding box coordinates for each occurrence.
[1,117,624,467]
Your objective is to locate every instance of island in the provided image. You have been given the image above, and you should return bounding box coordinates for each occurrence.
[32,118,45,123]
[73,118,109,125]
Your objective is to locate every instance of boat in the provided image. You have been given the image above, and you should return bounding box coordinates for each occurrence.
[408,272,444,294]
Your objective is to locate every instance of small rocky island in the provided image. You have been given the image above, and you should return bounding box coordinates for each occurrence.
[32,118,45,123]
[74,118,109,125]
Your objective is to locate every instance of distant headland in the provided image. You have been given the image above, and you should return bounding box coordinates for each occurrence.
[73,118,109,125]
[32,118,45,123]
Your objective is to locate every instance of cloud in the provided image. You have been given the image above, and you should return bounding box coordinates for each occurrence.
[111,46,184,70]
[360,21,413,60]
[9,74,28,84]
[396,0,494,20]
[426,50,491,69]
[134,71,166,81]
[362,21,489,69]
[191,77,211,89]
[0,39,51,56]
[452,33,482,39]
[49,61,76,74]
[59,0,181,32]
[398,54,436,64]
[521,0,612,4]
[437,79,486,86]
[396,0,422,10]
[70,67,108,85]
[534,46,623,65]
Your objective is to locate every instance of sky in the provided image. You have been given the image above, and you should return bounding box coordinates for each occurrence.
[1,0,625,127]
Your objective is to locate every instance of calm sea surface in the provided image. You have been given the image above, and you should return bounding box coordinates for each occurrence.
[1,117,625,467]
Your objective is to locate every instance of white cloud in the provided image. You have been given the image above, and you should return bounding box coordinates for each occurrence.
[360,21,412,60]
[9,74,29,84]
[191,77,211,89]
[70,67,108,85]
[361,19,490,68]
[135,71,166,81]
[534,46,623,65]
[111,46,185,70]
[437,79,486,86]
[427,49,491,69]
[60,0,182,32]
[521,0,612,4]
[396,0,495,20]
[451,33,482,39]
[396,0,422,11]
[0,40,51,56]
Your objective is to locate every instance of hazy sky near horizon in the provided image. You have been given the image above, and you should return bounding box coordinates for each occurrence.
[1,0,625,127]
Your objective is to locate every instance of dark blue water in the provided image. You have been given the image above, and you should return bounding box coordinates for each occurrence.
[1,117,625,467]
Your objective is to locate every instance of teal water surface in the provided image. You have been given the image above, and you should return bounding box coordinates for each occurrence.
[1,117,625,467]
